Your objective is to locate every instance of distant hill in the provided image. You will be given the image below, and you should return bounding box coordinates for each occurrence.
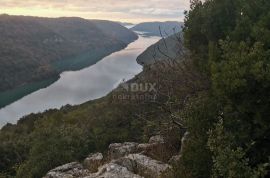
[137,33,185,65]
[92,20,136,44]
[131,21,183,36]
[116,22,135,29]
[117,22,134,26]
[0,15,138,93]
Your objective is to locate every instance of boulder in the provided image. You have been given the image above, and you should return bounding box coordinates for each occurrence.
[112,157,137,173]
[44,136,178,178]
[137,143,154,152]
[165,132,189,166]
[44,162,90,178]
[115,154,172,178]
[168,155,181,165]
[83,153,104,173]
[180,132,190,154]
[137,135,169,161]
[108,142,139,159]
[149,135,165,144]
[137,143,165,159]
[85,163,142,178]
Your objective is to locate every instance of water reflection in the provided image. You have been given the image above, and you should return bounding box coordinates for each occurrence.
[0,34,160,127]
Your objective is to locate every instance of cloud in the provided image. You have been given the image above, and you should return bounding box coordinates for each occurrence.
[130,8,183,16]
[0,0,190,22]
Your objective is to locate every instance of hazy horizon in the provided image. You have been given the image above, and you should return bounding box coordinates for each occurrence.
[0,13,184,24]
[0,0,189,23]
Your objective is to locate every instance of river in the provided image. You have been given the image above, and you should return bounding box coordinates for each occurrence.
[0,33,160,127]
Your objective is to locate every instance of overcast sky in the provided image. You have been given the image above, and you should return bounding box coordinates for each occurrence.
[0,0,190,23]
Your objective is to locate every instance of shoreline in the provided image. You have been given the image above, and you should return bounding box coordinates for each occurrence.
[0,38,137,109]
[0,34,160,128]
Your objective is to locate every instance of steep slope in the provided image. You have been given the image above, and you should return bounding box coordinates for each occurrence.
[131,21,183,36]
[0,52,204,177]
[35,17,129,50]
[0,15,138,93]
[44,136,175,178]
[0,15,64,92]
[92,20,138,44]
[137,33,184,65]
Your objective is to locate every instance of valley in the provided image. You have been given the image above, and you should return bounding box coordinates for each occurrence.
[1,0,270,177]
[131,21,183,37]
[0,33,160,127]
[0,15,138,108]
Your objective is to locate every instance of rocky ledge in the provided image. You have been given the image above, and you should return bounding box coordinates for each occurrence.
[43,134,188,178]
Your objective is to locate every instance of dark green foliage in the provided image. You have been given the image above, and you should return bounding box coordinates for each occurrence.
[0,96,146,177]
[180,0,270,177]
[1,0,270,176]
[208,119,268,178]
[16,115,93,178]
[177,95,218,178]
[0,56,200,177]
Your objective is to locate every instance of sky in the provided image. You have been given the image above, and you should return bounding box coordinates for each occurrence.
[0,0,190,23]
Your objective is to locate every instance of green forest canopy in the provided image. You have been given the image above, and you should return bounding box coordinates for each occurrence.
[179,0,270,177]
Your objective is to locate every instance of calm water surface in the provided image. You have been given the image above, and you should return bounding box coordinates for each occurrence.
[0,34,160,127]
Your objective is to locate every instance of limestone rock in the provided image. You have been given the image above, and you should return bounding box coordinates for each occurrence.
[137,143,165,160]
[149,135,165,144]
[180,132,190,154]
[44,162,90,178]
[44,136,178,178]
[137,143,154,152]
[108,142,139,159]
[168,155,181,165]
[112,157,137,173]
[165,132,189,166]
[116,154,172,178]
[83,153,103,173]
[85,163,142,178]
[138,135,169,161]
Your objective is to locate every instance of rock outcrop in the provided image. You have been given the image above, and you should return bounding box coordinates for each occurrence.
[108,142,139,159]
[44,135,178,178]
[168,155,181,165]
[149,135,165,144]
[137,135,172,162]
[44,162,90,178]
[83,153,104,173]
[180,131,190,154]
[167,131,189,166]
[115,154,172,178]
[87,163,143,178]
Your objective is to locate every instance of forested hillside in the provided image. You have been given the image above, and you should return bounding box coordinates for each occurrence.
[91,20,138,44]
[137,32,184,65]
[0,15,138,93]
[176,0,270,177]
[131,21,183,36]
[0,0,270,177]
[0,56,200,177]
